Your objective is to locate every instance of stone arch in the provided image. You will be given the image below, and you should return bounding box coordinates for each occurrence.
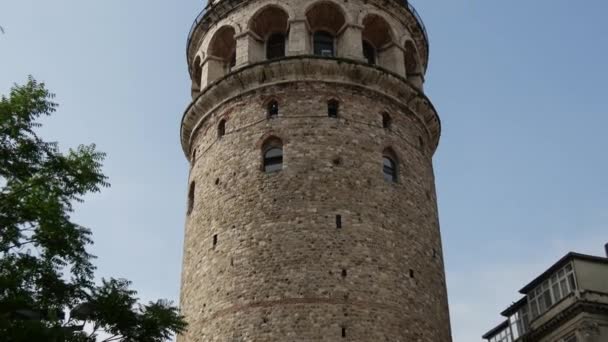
[361,13,394,50]
[248,5,290,60]
[305,1,347,35]
[248,5,290,40]
[207,25,237,70]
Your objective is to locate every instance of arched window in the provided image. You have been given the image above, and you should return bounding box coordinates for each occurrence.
[363,40,376,65]
[382,112,391,129]
[314,31,335,57]
[267,33,286,60]
[328,99,339,118]
[192,56,203,90]
[267,100,279,119]
[382,149,398,182]
[187,182,195,215]
[218,119,226,138]
[208,26,237,75]
[262,137,283,172]
[383,156,397,182]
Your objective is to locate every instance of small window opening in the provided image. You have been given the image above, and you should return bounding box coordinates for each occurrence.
[382,112,391,129]
[267,100,279,119]
[328,100,339,118]
[383,156,397,183]
[342,327,346,338]
[409,269,415,278]
[213,234,218,248]
[336,215,342,229]
[187,182,195,215]
[314,31,335,57]
[341,269,347,278]
[263,147,283,173]
[362,40,376,65]
[218,119,226,138]
[266,33,286,60]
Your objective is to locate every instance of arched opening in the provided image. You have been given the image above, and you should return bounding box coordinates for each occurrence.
[306,1,346,56]
[249,5,289,60]
[218,119,226,138]
[382,148,398,183]
[327,99,339,118]
[262,137,284,173]
[208,26,237,73]
[362,14,393,68]
[192,55,203,90]
[404,40,423,87]
[267,100,279,119]
[267,33,286,59]
[362,40,376,65]
[382,112,391,129]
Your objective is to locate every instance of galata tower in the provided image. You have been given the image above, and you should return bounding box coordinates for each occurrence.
[178,0,451,340]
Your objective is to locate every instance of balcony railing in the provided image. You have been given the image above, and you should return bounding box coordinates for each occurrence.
[186,0,429,68]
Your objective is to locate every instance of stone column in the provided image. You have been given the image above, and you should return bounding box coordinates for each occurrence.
[235,31,264,67]
[337,24,365,61]
[287,19,310,55]
[378,43,406,76]
[201,56,225,88]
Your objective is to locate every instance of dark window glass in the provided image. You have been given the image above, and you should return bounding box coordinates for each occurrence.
[264,147,283,172]
[268,100,279,119]
[314,31,335,57]
[383,156,397,182]
[382,113,391,129]
[363,40,376,65]
[328,100,339,118]
[267,33,286,60]
[218,120,226,138]
[336,215,342,229]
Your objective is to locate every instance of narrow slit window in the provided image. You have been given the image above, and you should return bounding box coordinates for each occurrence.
[213,234,218,248]
[328,100,339,118]
[336,215,342,229]
[268,100,279,119]
[218,119,226,138]
[342,327,346,338]
[409,269,415,278]
[187,182,195,215]
[341,269,347,278]
[382,113,391,129]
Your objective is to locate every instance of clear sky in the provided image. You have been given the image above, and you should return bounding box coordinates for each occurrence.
[1,0,607,341]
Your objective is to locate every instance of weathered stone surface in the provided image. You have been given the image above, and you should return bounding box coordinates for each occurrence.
[178,1,451,341]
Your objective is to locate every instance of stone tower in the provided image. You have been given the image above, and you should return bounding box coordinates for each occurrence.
[179,0,451,340]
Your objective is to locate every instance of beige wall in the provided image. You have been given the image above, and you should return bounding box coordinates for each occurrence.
[574,259,608,294]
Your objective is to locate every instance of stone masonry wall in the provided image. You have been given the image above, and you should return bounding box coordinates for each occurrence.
[179,81,452,341]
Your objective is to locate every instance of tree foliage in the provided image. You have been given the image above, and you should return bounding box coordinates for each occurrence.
[0,77,187,341]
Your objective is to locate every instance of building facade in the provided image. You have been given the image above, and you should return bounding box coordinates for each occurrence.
[483,249,608,342]
[178,0,452,340]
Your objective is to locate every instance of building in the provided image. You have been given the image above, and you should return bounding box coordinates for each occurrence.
[178,0,452,340]
[483,247,608,342]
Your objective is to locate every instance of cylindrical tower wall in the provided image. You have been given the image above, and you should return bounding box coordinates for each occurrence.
[179,0,450,341]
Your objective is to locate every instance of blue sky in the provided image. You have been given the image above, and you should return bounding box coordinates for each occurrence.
[1,0,607,341]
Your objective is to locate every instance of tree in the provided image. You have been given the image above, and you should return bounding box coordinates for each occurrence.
[0,77,187,341]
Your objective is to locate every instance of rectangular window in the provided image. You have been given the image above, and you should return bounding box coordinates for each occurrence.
[336,215,342,229]
[528,262,577,319]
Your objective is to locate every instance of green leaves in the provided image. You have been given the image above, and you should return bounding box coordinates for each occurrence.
[0,78,186,341]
